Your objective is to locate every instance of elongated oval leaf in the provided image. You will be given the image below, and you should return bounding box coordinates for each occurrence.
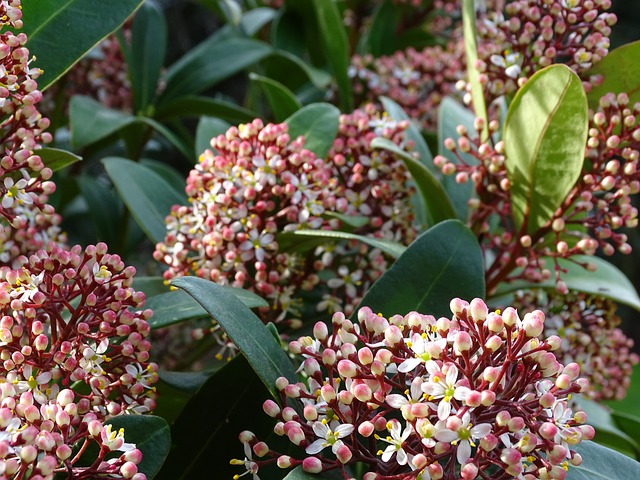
[357,0,400,56]
[70,96,135,148]
[37,148,82,172]
[195,117,231,159]
[574,398,639,456]
[504,64,588,234]
[156,95,257,123]
[76,175,122,248]
[250,73,301,122]
[283,466,342,480]
[106,415,170,479]
[285,103,340,158]
[461,0,488,138]
[357,220,485,318]
[311,0,352,111]
[493,255,640,311]
[170,277,298,400]
[292,229,406,259]
[102,157,186,244]
[20,0,143,90]
[371,137,455,226]
[566,441,640,479]
[147,287,268,330]
[585,40,640,109]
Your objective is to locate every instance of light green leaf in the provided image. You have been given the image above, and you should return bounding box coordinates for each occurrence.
[170,277,298,400]
[585,40,640,109]
[292,229,406,259]
[285,103,340,158]
[371,137,456,226]
[37,148,82,172]
[311,0,353,111]
[20,0,143,90]
[567,441,640,479]
[504,64,588,234]
[69,96,135,148]
[493,255,640,311]
[238,7,276,36]
[249,73,301,122]
[357,220,485,318]
[195,117,231,159]
[106,416,170,479]
[155,95,257,123]
[147,287,268,330]
[133,276,169,297]
[574,398,639,456]
[461,0,488,139]
[102,157,186,244]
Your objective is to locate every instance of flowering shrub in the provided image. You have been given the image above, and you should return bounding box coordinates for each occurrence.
[233,298,593,479]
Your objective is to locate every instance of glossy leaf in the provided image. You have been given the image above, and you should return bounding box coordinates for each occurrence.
[356,220,485,318]
[605,364,640,415]
[268,50,333,90]
[128,0,167,112]
[238,7,276,36]
[504,65,588,234]
[138,117,194,160]
[106,415,170,479]
[493,255,640,311]
[285,103,340,158]
[37,148,82,172]
[195,117,231,159]
[371,137,456,226]
[575,398,639,456]
[170,277,298,400]
[585,40,640,109]
[69,96,135,148]
[283,466,342,480]
[461,0,488,138]
[147,287,268,330]
[161,37,272,103]
[132,276,170,297]
[158,370,213,395]
[292,230,406,259]
[357,0,400,56]
[140,159,188,196]
[250,73,301,122]
[437,97,477,221]
[566,441,640,479]
[102,157,185,244]
[76,175,122,247]
[156,95,257,123]
[20,0,143,90]
[311,0,353,111]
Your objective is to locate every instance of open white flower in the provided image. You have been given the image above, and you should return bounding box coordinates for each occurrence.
[435,412,492,464]
[305,419,354,455]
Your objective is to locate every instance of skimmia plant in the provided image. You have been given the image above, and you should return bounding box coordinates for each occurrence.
[7,0,640,479]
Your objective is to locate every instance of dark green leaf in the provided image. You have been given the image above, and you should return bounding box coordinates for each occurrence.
[239,7,276,36]
[250,73,301,122]
[285,103,340,158]
[504,65,588,234]
[37,148,82,172]
[161,37,273,103]
[357,220,485,318]
[195,117,231,159]
[102,157,185,244]
[566,441,640,479]
[170,277,298,400]
[76,175,122,247]
[269,50,332,90]
[357,0,400,56]
[283,466,342,480]
[574,398,639,456]
[106,415,170,479]
[128,0,167,112]
[271,7,307,59]
[585,40,640,110]
[133,276,170,297]
[140,159,188,196]
[311,0,353,111]
[493,255,640,311]
[371,137,456,226]
[69,96,135,148]
[138,117,195,161]
[158,370,213,395]
[461,0,488,138]
[156,95,257,123]
[605,364,640,415]
[292,229,406,259]
[20,0,143,90]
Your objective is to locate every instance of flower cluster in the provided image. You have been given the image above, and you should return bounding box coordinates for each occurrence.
[475,0,616,101]
[233,298,593,479]
[510,290,639,401]
[0,242,158,479]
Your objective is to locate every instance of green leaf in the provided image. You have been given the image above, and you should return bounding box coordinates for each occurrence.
[461,0,488,139]
[585,40,640,110]
[250,73,302,122]
[20,0,143,91]
[574,398,639,456]
[155,95,257,123]
[504,64,588,234]
[158,370,213,395]
[292,229,406,259]
[371,137,456,226]
[357,0,400,56]
[285,103,340,158]
[138,117,195,160]
[140,159,188,196]
[147,287,268,330]
[69,96,135,148]
[356,220,485,318]
[493,255,640,311]
[195,117,231,159]
[106,415,170,479]
[37,148,82,172]
[438,96,477,221]
[102,157,186,244]
[566,441,640,479]
[283,466,342,480]
[605,364,640,415]
[161,37,273,103]
[271,7,307,59]
[311,0,353,111]
[133,276,170,297]
[127,0,167,112]
[76,175,122,247]
[170,277,298,400]
[238,7,276,36]
[269,50,333,90]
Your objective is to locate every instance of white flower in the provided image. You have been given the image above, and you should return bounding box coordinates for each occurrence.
[305,419,354,454]
[421,362,471,420]
[13,364,53,405]
[11,270,44,303]
[92,262,112,283]
[125,363,157,390]
[101,424,136,452]
[239,229,275,262]
[2,175,32,209]
[435,412,492,464]
[326,265,363,299]
[490,51,522,79]
[377,419,412,465]
[79,339,110,376]
[397,332,447,373]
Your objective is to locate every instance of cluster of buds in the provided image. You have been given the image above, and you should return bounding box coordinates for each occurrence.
[0,242,158,479]
[433,92,640,292]
[510,290,639,401]
[474,0,616,102]
[233,298,593,479]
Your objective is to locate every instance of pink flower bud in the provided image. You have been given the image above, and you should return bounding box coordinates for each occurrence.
[469,298,488,321]
[337,360,358,378]
[454,331,472,354]
[277,455,293,468]
[539,422,558,440]
[358,421,375,437]
[302,457,323,473]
